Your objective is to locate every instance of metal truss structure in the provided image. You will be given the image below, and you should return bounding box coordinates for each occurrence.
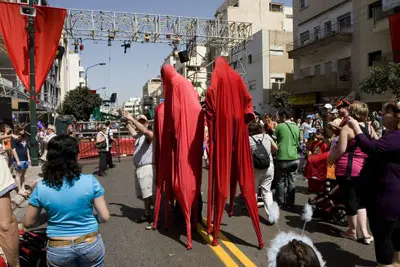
[1,9,253,107]
[64,9,252,48]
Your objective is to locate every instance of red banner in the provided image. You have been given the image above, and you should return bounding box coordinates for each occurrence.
[390,12,400,63]
[0,3,66,95]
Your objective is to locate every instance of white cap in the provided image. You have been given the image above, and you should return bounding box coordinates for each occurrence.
[324,103,333,109]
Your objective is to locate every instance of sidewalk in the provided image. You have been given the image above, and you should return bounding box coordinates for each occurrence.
[11,165,42,222]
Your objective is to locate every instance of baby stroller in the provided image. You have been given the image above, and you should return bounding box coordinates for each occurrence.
[304,152,347,226]
[19,229,47,267]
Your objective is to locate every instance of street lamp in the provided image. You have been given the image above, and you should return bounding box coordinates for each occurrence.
[85,62,106,87]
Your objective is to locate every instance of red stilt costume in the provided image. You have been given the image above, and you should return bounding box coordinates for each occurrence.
[205,57,264,249]
[153,102,170,230]
[154,65,204,249]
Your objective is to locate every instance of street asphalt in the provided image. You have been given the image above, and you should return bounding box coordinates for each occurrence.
[17,157,377,266]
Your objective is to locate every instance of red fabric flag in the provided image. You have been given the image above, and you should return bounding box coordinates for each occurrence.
[0,2,66,94]
[158,65,204,249]
[389,12,400,63]
[206,57,264,249]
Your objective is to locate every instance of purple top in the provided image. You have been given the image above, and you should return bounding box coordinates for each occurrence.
[356,130,400,221]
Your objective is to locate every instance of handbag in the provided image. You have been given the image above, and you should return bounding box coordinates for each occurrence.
[95,141,107,149]
[285,123,302,154]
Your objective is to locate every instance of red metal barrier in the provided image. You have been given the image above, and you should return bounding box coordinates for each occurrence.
[78,136,135,159]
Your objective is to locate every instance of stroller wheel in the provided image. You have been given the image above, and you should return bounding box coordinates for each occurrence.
[331,205,348,227]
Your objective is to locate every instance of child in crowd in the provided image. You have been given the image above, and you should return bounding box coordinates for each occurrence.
[268,233,325,267]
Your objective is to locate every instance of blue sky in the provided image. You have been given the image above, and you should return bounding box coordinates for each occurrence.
[51,0,292,103]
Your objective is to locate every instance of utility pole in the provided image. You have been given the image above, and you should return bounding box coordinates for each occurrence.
[28,0,39,166]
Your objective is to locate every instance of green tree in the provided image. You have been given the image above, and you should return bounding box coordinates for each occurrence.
[360,62,400,100]
[60,87,103,121]
[271,90,291,110]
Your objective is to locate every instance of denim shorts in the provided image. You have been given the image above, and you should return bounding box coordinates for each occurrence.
[47,234,105,267]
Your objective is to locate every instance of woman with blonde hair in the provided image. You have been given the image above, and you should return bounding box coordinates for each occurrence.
[330,101,378,245]
[348,102,400,267]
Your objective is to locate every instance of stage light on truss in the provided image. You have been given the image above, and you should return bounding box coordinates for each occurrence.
[144,33,150,43]
[121,40,131,54]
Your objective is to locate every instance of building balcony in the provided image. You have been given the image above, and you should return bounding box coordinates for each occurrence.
[287,23,352,59]
[282,71,352,95]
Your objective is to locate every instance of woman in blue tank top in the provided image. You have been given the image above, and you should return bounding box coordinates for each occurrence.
[23,135,110,267]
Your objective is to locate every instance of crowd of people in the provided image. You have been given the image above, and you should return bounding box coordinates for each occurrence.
[249,100,400,267]
[0,60,399,266]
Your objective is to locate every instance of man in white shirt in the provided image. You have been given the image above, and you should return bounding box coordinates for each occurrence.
[105,121,116,169]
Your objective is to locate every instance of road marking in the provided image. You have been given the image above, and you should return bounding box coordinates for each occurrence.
[197,224,239,267]
[202,219,257,267]
[218,231,257,267]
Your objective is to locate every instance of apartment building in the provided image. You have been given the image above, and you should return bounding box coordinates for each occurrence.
[213,0,293,113]
[287,0,397,116]
[286,0,353,116]
[66,52,85,91]
[352,0,397,108]
[123,97,142,117]
[142,77,162,113]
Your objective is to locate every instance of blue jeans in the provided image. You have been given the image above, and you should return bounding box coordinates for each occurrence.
[47,235,105,267]
[275,160,300,206]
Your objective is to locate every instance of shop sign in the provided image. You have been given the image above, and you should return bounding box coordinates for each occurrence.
[289,93,316,106]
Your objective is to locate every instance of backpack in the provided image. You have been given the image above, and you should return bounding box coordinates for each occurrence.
[251,135,270,169]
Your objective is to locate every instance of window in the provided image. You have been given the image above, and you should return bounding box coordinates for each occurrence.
[270,3,283,12]
[300,31,310,45]
[324,21,332,35]
[286,14,293,19]
[314,26,320,40]
[300,67,312,78]
[231,61,238,69]
[368,51,382,66]
[300,0,308,9]
[274,78,284,83]
[270,49,284,56]
[338,57,351,72]
[325,61,332,74]
[368,1,382,18]
[338,13,351,31]
[248,54,253,64]
[314,65,321,76]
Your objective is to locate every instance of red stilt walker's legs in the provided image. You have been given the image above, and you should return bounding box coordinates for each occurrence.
[152,180,163,230]
[211,194,228,246]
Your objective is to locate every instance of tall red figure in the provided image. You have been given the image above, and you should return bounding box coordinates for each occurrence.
[153,102,169,230]
[154,65,204,249]
[206,57,264,249]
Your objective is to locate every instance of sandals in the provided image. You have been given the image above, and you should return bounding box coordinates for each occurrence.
[361,236,374,245]
[341,231,374,245]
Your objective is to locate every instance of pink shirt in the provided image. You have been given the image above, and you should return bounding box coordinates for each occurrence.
[335,139,368,177]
